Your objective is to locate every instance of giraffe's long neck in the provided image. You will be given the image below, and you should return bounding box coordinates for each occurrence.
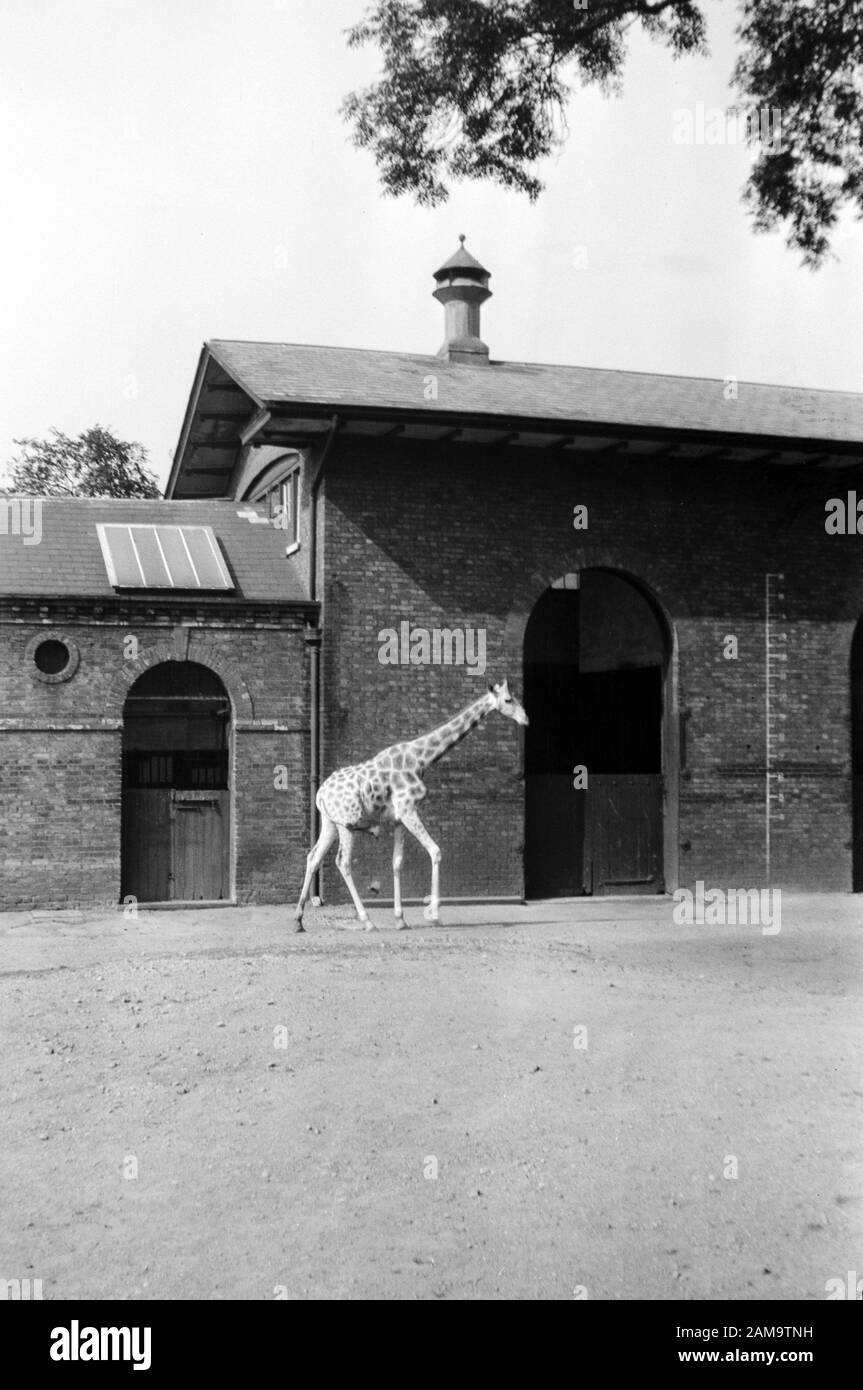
[410,693,495,771]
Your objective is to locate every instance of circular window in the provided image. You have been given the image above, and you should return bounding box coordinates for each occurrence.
[34,639,71,675]
[27,632,80,684]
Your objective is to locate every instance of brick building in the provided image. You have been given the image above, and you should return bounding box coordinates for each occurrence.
[3,240,863,908]
[0,500,314,908]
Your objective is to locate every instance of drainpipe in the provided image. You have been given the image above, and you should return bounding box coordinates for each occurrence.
[305,623,322,884]
[306,414,340,896]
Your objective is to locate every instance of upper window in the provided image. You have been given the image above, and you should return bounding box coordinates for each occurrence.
[26,631,80,683]
[34,639,72,675]
[96,525,233,590]
[264,468,300,549]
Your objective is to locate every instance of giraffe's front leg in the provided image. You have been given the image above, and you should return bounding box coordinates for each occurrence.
[398,807,442,926]
[392,823,409,929]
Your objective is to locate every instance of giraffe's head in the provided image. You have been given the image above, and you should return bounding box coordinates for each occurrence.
[489,679,529,726]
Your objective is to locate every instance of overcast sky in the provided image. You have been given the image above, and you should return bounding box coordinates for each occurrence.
[1,0,861,491]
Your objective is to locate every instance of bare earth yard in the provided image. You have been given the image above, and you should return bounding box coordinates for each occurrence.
[1,897,861,1300]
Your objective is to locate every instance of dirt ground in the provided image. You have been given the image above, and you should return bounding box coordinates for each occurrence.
[1,895,861,1301]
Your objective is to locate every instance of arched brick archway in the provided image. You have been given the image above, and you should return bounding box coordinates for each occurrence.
[517,563,680,897]
[106,639,255,722]
[119,656,237,903]
[503,545,687,658]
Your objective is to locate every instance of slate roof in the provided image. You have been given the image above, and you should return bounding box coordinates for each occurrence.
[434,239,490,278]
[0,497,311,603]
[206,340,863,446]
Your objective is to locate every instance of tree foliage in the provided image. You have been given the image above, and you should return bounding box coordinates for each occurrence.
[733,0,863,267]
[7,426,160,499]
[343,0,863,266]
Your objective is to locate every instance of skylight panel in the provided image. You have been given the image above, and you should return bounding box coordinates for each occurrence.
[97,525,233,590]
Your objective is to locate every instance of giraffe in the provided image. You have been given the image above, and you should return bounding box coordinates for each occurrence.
[293,680,529,932]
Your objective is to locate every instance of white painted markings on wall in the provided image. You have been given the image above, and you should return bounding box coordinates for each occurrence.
[765,573,788,882]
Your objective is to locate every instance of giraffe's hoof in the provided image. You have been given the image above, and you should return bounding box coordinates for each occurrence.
[292,921,305,934]
[394,915,409,931]
[364,922,377,932]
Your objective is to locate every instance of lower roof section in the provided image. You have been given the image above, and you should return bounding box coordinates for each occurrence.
[0,497,310,603]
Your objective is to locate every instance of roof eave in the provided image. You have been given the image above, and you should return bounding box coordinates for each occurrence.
[0,590,319,611]
[166,345,265,500]
[166,345,213,499]
[242,399,863,457]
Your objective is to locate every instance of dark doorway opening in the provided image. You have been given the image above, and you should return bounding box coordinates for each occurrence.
[852,622,863,891]
[524,571,667,897]
[122,661,231,902]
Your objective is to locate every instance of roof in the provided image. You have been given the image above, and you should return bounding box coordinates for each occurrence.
[434,237,490,279]
[206,340,863,446]
[0,498,311,603]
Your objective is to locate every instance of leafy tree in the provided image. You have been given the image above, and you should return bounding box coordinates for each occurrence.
[733,0,863,266]
[7,426,160,498]
[343,0,863,266]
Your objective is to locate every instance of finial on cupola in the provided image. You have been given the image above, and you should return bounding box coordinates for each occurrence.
[432,236,492,364]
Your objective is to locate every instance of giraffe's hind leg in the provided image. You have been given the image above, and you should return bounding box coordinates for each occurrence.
[336,825,376,931]
[294,813,338,932]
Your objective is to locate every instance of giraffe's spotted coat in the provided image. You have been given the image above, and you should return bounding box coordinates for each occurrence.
[294,683,529,930]
[315,698,498,832]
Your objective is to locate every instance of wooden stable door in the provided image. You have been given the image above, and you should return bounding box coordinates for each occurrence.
[170,790,229,900]
[122,791,171,903]
[524,772,663,896]
[122,789,229,902]
[121,661,232,905]
[524,576,667,898]
[582,774,663,894]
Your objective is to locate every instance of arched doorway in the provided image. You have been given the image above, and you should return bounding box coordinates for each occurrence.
[852,621,863,890]
[524,570,671,897]
[122,661,232,902]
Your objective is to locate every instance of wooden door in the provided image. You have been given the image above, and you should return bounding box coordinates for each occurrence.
[122,788,229,902]
[583,774,663,894]
[170,790,229,900]
[122,662,231,903]
[121,790,172,902]
[525,774,587,897]
[524,576,667,898]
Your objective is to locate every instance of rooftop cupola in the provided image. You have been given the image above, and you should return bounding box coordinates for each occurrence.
[432,236,492,364]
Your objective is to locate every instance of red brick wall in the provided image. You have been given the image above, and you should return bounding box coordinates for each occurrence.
[318,438,863,899]
[3,439,861,910]
[0,610,309,909]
